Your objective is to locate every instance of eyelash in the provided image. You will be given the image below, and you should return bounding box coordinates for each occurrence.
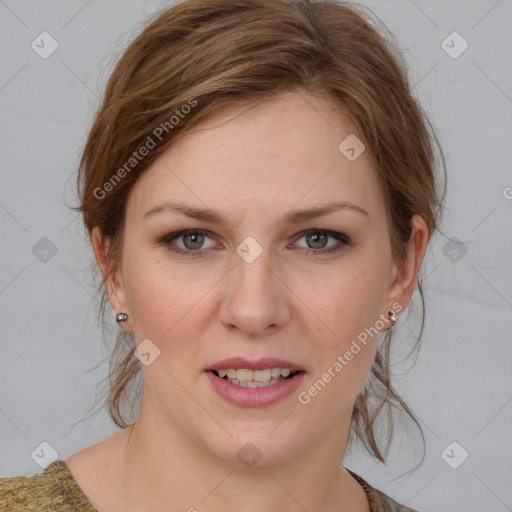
[160,229,350,257]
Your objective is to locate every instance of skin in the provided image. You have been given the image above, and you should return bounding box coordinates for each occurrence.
[66,90,430,512]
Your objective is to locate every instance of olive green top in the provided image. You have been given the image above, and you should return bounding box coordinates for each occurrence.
[0,460,419,511]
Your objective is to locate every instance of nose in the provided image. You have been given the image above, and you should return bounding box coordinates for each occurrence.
[218,244,290,337]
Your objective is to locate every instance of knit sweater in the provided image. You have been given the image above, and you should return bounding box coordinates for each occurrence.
[0,460,418,511]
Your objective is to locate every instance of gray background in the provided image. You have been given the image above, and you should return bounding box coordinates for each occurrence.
[1,0,511,510]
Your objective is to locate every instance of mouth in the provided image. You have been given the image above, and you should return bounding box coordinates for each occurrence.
[205,357,306,407]
[210,367,304,388]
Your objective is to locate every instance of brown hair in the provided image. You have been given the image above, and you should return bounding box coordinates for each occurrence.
[75,0,445,463]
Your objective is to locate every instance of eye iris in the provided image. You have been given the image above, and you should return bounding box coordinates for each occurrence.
[184,233,204,250]
[307,232,327,249]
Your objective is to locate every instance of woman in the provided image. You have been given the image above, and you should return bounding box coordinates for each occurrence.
[0,0,444,510]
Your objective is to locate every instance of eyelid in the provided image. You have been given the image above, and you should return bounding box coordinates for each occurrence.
[161,228,350,256]
[293,228,350,245]
[161,229,218,249]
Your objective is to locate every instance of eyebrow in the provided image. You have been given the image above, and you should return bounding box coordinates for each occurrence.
[143,200,369,224]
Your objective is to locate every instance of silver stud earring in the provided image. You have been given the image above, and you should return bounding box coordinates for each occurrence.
[387,309,397,327]
[116,312,128,324]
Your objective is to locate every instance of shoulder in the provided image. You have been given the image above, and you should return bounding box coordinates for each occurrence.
[0,460,97,512]
[347,469,420,512]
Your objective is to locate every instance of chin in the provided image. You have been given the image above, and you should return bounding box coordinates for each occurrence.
[196,422,306,469]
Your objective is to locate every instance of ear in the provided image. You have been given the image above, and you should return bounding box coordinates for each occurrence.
[91,227,132,331]
[384,215,431,323]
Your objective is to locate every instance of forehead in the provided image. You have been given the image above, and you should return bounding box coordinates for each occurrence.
[126,91,384,221]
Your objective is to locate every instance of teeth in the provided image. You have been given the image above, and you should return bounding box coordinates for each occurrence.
[271,368,281,378]
[214,367,296,383]
[253,369,272,381]
[228,378,284,388]
[237,369,254,381]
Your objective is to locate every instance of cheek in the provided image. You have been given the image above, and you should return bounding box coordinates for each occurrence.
[309,257,388,345]
[296,253,389,399]
[122,247,215,350]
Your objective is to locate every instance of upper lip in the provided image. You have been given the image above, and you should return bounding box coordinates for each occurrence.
[206,357,304,372]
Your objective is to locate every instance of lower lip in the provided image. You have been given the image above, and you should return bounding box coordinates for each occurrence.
[206,371,305,407]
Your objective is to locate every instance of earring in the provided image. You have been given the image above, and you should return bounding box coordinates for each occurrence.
[116,312,128,324]
[387,309,397,327]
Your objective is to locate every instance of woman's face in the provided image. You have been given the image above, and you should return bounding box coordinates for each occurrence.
[99,91,423,466]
